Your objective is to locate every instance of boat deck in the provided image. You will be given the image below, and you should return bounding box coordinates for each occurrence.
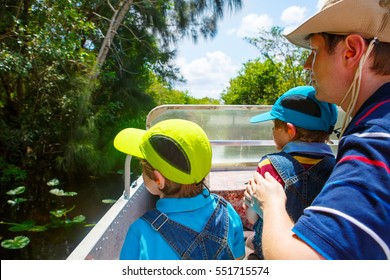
[67,105,342,260]
[209,169,254,229]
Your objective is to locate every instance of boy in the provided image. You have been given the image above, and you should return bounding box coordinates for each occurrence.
[114,119,245,259]
[245,86,338,259]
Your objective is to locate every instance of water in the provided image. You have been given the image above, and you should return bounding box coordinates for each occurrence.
[0,174,124,260]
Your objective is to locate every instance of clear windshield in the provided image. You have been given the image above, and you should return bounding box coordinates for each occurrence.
[146,105,342,169]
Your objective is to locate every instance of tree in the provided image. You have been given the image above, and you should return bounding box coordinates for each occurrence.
[146,75,220,105]
[221,59,283,105]
[222,26,309,105]
[0,0,97,180]
[93,0,243,75]
[0,0,242,183]
[246,26,309,90]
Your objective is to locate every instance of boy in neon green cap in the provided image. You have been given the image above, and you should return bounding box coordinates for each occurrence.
[114,119,245,259]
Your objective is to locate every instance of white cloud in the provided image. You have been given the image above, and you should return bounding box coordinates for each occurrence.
[235,13,273,38]
[280,5,309,36]
[317,0,326,11]
[175,51,239,99]
[281,6,307,25]
[227,28,236,35]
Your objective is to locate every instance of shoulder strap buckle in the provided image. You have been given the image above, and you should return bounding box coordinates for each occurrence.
[151,212,169,231]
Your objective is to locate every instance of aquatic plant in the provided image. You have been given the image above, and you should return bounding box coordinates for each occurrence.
[1,236,30,249]
[49,206,86,227]
[6,186,28,207]
[49,188,78,196]
[1,179,88,250]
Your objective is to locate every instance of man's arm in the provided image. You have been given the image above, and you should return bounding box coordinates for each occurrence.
[249,172,325,260]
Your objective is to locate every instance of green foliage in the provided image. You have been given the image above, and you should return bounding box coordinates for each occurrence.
[3,220,48,233]
[6,185,27,207]
[0,1,244,256]
[46,178,60,187]
[49,206,76,218]
[222,59,284,105]
[110,0,243,52]
[245,26,309,86]
[1,236,30,249]
[49,188,78,197]
[1,181,89,251]
[7,197,28,206]
[6,186,26,196]
[146,75,220,105]
[0,0,98,179]
[102,199,116,204]
[190,97,221,105]
[49,206,86,228]
[0,204,86,233]
[0,157,27,185]
[0,0,240,182]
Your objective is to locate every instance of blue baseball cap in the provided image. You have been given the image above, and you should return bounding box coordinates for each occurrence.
[250,86,338,133]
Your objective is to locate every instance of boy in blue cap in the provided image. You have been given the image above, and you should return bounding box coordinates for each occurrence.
[244,86,338,259]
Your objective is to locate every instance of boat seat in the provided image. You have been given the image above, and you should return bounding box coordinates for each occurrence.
[208,169,254,230]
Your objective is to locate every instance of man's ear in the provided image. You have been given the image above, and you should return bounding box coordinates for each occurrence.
[153,170,165,190]
[343,34,366,65]
[286,123,297,140]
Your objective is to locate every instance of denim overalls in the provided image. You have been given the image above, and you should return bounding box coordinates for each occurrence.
[141,194,235,260]
[252,152,335,258]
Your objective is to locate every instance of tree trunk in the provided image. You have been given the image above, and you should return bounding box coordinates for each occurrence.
[95,0,134,74]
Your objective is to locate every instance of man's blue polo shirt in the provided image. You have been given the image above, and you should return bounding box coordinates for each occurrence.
[120,190,245,260]
[293,82,390,259]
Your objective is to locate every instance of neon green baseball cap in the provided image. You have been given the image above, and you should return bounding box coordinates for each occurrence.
[114,119,212,184]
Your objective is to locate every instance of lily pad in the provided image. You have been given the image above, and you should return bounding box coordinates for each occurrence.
[49,205,76,218]
[46,178,60,186]
[6,186,26,196]
[50,208,68,218]
[8,220,47,232]
[67,215,86,224]
[102,199,116,204]
[1,236,30,249]
[63,215,86,226]
[7,198,28,206]
[49,188,77,196]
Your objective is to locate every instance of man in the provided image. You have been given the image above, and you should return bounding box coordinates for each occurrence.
[246,0,390,259]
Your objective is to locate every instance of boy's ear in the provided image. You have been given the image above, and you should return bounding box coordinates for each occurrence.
[153,170,165,189]
[286,123,297,139]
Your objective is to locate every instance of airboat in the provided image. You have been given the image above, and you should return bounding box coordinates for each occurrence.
[67,104,340,260]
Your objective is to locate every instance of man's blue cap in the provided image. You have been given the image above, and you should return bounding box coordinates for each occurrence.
[250,86,338,133]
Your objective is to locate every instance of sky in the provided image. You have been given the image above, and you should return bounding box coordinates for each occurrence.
[174,0,325,100]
